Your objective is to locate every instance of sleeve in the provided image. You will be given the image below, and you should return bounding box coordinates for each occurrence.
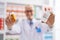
[6,20,22,34]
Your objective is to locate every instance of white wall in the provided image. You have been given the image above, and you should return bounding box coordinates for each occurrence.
[0,0,55,7]
[0,0,43,5]
[54,0,60,40]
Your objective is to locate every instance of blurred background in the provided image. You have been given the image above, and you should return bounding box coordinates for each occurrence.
[0,0,59,40]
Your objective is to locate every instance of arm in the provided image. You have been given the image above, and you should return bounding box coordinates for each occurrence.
[6,20,22,34]
[41,12,55,28]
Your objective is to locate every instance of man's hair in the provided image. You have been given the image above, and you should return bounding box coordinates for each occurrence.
[25,5,33,10]
[25,5,34,14]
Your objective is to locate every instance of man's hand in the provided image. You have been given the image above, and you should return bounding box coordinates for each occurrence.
[5,15,15,30]
[46,12,55,28]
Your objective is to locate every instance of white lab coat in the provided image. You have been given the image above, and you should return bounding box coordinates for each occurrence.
[19,18,49,40]
[5,18,50,40]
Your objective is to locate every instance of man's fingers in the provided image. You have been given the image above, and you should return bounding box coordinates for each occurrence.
[5,16,12,26]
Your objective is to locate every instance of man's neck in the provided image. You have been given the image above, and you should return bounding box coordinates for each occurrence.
[28,17,33,21]
[28,18,32,21]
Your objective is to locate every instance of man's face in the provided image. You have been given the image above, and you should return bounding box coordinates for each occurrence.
[25,9,33,20]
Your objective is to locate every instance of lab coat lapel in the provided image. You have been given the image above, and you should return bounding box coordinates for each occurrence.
[23,19,36,40]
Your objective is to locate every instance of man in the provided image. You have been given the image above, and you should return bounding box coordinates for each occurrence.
[5,5,51,40]
[19,5,50,40]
